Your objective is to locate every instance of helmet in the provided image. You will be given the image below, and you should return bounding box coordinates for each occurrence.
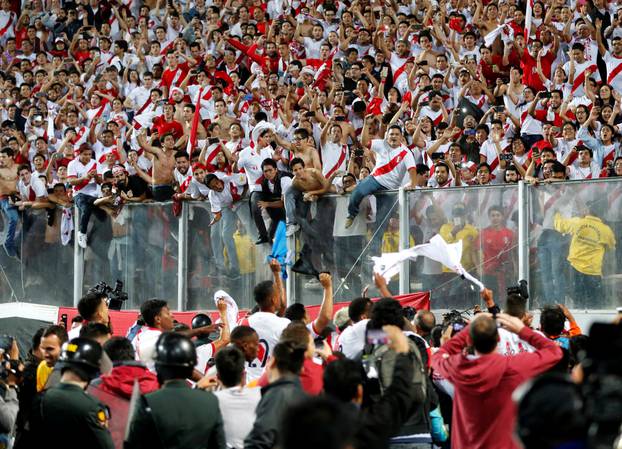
[154,332,197,369]
[191,313,212,329]
[58,338,102,381]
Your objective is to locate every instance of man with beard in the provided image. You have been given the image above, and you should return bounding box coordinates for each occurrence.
[111,166,148,203]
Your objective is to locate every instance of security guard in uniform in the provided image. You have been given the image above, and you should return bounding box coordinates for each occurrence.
[125,332,226,449]
[31,337,114,449]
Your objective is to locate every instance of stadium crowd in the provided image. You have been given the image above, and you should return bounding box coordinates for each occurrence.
[0,0,621,307]
[2,263,621,449]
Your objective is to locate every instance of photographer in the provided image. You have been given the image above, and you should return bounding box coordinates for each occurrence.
[431,312,562,449]
[361,298,432,448]
[0,338,23,446]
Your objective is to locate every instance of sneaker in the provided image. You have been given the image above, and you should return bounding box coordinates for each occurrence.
[77,232,88,249]
[286,223,300,237]
[255,236,271,245]
[344,216,354,229]
[305,278,322,289]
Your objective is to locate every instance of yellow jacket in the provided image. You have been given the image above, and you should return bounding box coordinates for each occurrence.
[554,213,615,276]
[439,223,479,271]
[381,230,415,254]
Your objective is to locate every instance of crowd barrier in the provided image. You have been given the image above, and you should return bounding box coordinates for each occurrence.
[1,179,621,311]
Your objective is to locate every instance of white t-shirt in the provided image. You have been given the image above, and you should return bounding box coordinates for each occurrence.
[214,386,262,449]
[337,319,369,359]
[195,342,216,375]
[132,326,162,372]
[67,158,99,197]
[370,139,416,189]
[208,173,247,213]
[237,145,274,192]
[496,327,535,356]
[320,142,348,178]
[187,177,210,199]
[238,311,291,381]
[18,176,47,200]
[127,85,152,110]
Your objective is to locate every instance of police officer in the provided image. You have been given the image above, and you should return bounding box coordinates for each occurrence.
[191,313,213,347]
[31,337,114,449]
[125,332,226,449]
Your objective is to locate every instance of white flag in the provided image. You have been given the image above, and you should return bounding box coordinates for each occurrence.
[372,234,485,291]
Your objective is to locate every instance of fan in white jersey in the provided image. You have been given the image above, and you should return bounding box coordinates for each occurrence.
[132,299,223,374]
[236,263,335,381]
[195,299,232,375]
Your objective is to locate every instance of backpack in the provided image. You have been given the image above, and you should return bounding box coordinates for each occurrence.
[361,334,432,436]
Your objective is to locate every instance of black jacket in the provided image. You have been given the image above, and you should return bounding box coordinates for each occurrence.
[355,353,418,449]
[125,379,225,449]
[244,375,307,449]
[261,171,292,203]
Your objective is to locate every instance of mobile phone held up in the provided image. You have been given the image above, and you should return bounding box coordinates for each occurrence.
[366,329,389,346]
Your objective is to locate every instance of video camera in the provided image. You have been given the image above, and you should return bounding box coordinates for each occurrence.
[507,280,529,300]
[441,310,469,335]
[89,280,128,311]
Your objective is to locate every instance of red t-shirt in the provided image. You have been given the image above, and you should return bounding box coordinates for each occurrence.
[480,55,506,86]
[477,227,514,273]
[160,62,190,90]
[151,116,184,139]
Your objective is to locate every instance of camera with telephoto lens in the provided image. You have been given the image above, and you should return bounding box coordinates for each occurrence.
[442,310,469,335]
[89,280,128,311]
[507,280,529,300]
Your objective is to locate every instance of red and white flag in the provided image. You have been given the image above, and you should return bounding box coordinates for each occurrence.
[186,87,203,155]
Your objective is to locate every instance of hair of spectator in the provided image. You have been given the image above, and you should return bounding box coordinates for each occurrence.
[253,280,275,309]
[230,325,258,344]
[140,299,168,327]
[272,340,306,375]
[0,147,14,157]
[416,164,430,175]
[79,322,111,340]
[281,322,311,348]
[261,158,278,170]
[323,358,364,402]
[284,303,306,322]
[290,157,305,168]
[43,324,68,344]
[415,310,436,333]
[174,150,189,160]
[77,292,107,321]
[469,315,499,354]
[369,297,404,330]
[540,306,566,337]
[31,327,45,353]
[505,293,527,319]
[348,297,372,322]
[215,346,246,388]
[103,336,135,362]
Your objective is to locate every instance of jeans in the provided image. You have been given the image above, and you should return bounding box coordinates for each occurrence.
[152,185,174,202]
[347,176,387,218]
[284,187,299,225]
[212,208,239,274]
[73,193,99,234]
[571,266,603,308]
[250,191,268,240]
[537,230,568,304]
[0,198,18,251]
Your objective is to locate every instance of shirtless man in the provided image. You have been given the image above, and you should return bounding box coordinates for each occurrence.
[0,148,18,258]
[274,128,321,169]
[137,130,178,201]
[211,99,236,140]
[284,157,338,236]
